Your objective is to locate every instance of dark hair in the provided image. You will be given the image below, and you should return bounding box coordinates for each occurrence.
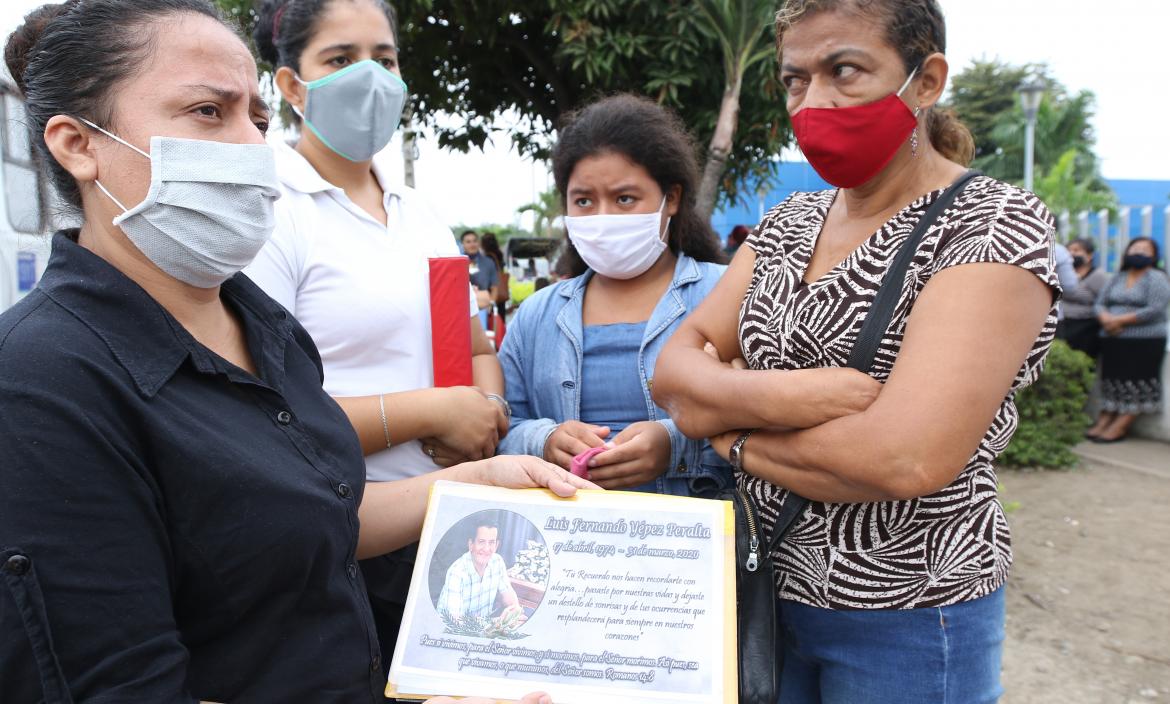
[1122,237,1162,270]
[460,230,479,241]
[254,0,398,72]
[776,0,976,166]
[728,225,751,248]
[552,94,727,277]
[1068,237,1096,256]
[4,0,226,210]
[479,232,504,268]
[467,521,498,543]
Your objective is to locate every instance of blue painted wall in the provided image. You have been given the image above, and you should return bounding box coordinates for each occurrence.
[712,162,1169,269]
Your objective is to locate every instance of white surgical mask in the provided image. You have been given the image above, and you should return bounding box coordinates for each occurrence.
[82,119,281,288]
[564,196,670,279]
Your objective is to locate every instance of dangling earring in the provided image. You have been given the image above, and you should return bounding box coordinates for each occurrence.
[911,106,921,157]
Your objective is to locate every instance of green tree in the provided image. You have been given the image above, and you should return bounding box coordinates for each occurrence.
[1032,149,1117,216]
[945,59,1040,162]
[944,59,1114,212]
[516,187,561,237]
[691,0,780,218]
[212,0,791,208]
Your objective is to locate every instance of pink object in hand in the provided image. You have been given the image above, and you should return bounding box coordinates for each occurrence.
[570,446,607,478]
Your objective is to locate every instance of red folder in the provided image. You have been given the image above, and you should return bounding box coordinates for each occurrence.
[429,257,473,387]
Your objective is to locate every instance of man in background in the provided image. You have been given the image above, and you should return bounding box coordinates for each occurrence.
[461,230,499,306]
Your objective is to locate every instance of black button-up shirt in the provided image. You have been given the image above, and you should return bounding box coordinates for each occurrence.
[0,233,383,703]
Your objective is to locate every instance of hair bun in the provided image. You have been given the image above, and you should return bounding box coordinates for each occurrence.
[252,0,289,67]
[4,2,72,94]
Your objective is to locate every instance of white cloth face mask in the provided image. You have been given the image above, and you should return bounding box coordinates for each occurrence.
[82,119,281,288]
[564,196,671,280]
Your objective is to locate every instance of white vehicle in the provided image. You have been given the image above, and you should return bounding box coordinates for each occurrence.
[0,81,54,314]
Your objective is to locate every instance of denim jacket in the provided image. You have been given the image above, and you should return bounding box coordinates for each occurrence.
[498,254,732,497]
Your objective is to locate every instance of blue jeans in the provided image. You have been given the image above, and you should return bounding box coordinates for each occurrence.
[778,587,1005,704]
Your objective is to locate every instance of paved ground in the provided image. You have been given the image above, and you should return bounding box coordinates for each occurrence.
[1000,439,1170,704]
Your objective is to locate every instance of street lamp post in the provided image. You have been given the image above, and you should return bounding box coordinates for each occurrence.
[1018,76,1045,192]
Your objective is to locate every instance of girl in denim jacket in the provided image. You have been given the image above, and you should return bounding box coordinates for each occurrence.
[498,95,732,497]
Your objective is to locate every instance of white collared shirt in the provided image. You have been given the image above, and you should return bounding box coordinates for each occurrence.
[245,139,475,481]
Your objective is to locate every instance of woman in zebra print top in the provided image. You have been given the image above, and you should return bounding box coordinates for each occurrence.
[654,1,1060,702]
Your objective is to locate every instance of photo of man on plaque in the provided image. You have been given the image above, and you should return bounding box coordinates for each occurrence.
[429,509,549,639]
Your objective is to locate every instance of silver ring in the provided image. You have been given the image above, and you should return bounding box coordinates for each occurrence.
[426,447,436,459]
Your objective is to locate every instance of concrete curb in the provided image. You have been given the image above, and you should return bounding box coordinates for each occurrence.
[1074,442,1170,481]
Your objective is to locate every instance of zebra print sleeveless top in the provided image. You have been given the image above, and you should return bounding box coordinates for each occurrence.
[738,176,1059,610]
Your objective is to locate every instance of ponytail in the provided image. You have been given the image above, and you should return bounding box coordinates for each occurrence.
[926,107,975,167]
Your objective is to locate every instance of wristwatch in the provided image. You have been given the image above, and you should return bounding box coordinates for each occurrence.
[729,429,756,472]
[486,393,512,419]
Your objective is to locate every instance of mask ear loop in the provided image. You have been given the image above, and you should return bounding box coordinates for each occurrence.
[77,118,148,213]
[657,194,672,242]
[898,67,922,157]
[78,118,150,159]
[897,66,919,97]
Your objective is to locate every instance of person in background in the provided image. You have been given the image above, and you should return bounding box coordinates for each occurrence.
[653,0,1059,700]
[1086,237,1170,443]
[0,2,586,702]
[245,0,510,682]
[462,229,500,310]
[1056,237,1109,358]
[1053,242,1079,299]
[498,94,731,497]
[725,224,750,257]
[480,232,510,320]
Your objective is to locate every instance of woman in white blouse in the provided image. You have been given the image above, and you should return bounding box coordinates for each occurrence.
[244,0,509,674]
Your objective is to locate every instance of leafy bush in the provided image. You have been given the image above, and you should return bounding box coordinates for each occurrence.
[999,339,1095,469]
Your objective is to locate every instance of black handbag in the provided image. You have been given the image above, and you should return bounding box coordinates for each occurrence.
[724,170,981,704]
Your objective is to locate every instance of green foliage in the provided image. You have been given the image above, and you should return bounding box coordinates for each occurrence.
[516,187,561,237]
[946,59,1040,162]
[1033,149,1118,216]
[998,340,1095,469]
[690,0,779,216]
[211,0,791,208]
[944,59,1115,212]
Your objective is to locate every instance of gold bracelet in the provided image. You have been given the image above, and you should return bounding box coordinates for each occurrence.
[379,394,392,449]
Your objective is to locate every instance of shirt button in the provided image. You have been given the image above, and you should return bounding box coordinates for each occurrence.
[4,554,31,576]
[347,562,358,580]
[276,410,293,425]
[646,377,654,390]
[336,482,353,499]
[276,310,287,320]
[677,461,688,474]
[371,654,382,672]
[561,380,575,389]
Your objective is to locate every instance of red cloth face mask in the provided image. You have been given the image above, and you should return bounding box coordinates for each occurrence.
[792,70,918,189]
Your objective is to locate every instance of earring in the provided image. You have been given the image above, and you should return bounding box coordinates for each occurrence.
[911,106,921,157]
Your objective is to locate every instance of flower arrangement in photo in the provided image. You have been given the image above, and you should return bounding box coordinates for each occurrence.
[441,609,529,640]
[507,540,549,584]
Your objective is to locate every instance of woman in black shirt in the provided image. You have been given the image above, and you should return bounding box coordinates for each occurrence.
[0,2,582,702]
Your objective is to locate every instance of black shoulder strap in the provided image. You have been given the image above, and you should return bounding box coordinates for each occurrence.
[768,170,981,553]
[845,169,981,372]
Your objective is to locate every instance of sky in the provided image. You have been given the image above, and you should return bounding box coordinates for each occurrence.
[2,0,1167,230]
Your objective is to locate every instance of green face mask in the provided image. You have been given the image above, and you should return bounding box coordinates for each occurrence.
[294,60,408,162]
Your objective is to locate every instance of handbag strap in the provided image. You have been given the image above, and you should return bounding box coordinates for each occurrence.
[845,169,981,371]
[767,170,981,552]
